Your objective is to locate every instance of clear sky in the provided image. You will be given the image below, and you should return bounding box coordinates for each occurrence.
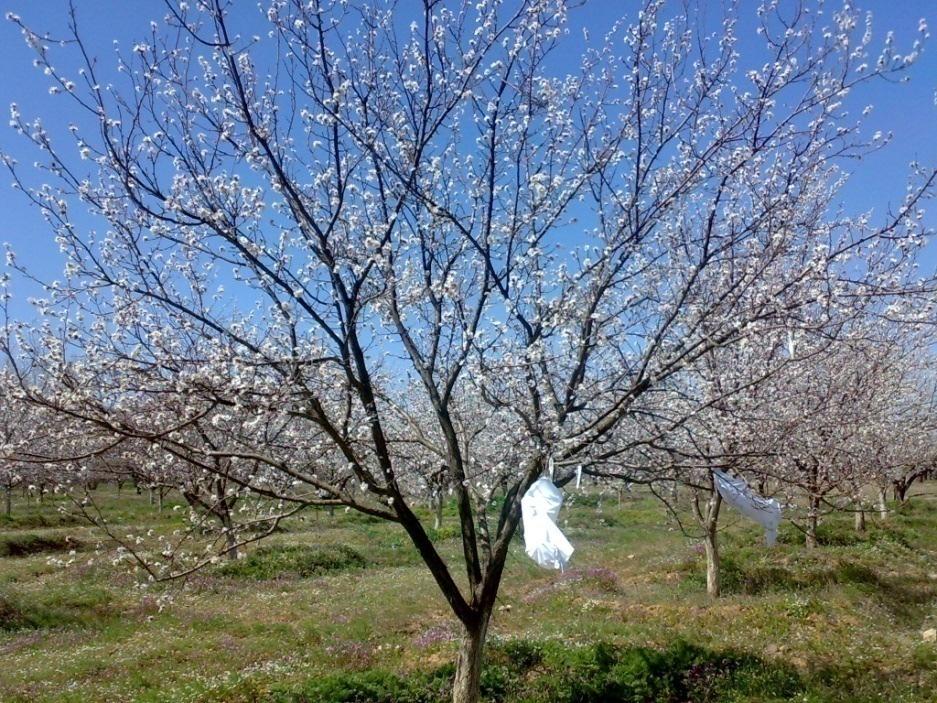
[0,0,934,321]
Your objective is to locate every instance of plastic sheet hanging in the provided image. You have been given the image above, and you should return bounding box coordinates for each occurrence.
[713,470,782,546]
[521,477,574,570]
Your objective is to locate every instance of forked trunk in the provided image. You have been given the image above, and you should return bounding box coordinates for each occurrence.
[452,613,490,703]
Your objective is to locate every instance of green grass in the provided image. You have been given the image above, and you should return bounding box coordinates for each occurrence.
[216,544,368,580]
[0,485,935,702]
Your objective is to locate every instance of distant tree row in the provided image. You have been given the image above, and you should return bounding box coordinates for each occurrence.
[1,1,934,701]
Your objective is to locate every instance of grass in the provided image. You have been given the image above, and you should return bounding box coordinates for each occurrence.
[0,485,935,702]
[215,544,368,580]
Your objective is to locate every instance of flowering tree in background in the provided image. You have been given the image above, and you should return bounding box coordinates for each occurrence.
[651,338,791,598]
[849,332,937,515]
[0,379,30,517]
[2,1,934,700]
[0,378,76,516]
[756,322,932,546]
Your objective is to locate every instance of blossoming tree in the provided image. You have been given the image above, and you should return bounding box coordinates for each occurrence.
[3,1,934,700]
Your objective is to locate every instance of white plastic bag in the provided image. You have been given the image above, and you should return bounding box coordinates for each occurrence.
[521,477,574,570]
[713,470,782,546]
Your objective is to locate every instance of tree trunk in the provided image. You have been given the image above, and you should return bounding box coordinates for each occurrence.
[893,480,909,505]
[4,486,11,518]
[878,487,888,520]
[854,506,865,532]
[694,480,722,598]
[433,493,443,530]
[157,488,164,514]
[704,527,720,598]
[806,496,820,548]
[224,529,239,561]
[217,495,239,561]
[451,614,490,703]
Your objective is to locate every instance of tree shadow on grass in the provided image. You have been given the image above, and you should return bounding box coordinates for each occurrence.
[714,557,937,625]
[277,639,806,703]
[274,637,937,702]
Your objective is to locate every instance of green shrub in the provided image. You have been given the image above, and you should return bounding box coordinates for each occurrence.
[0,532,83,557]
[216,544,367,580]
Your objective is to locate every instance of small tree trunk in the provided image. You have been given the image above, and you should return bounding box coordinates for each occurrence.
[433,494,444,531]
[893,480,909,505]
[704,527,720,598]
[157,488,164,513]
[877,487,888,520]
[854,506,865,532]
[224,530,239,561]
[806,496,820,548]
[4,486,11,518]
[148,488,155,505]
[694,480,722,598]
[452,614,490,703]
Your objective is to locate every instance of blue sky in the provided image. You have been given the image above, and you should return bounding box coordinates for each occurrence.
[0,1,934,321]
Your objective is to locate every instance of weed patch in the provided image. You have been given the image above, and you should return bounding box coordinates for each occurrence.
[216,544,367,580]
[0,584,113,631]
